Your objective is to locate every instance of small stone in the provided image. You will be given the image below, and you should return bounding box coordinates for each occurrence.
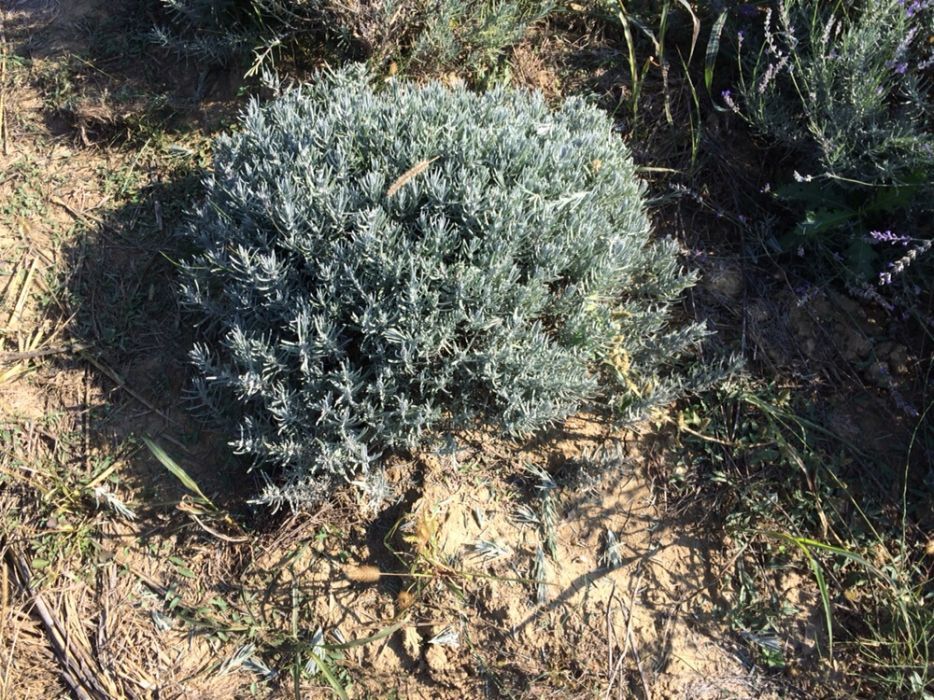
[703,264,744,299]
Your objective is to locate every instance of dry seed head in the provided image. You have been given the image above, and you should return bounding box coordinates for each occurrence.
[386,157,438,197]
[406,512,437,555]
[344,564,382,583]
[397,589,415,609]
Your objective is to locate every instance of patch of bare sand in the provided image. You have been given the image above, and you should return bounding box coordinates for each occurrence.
[258,416,783,699]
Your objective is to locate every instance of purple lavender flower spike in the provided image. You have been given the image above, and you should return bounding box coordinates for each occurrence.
[868,230,911,245]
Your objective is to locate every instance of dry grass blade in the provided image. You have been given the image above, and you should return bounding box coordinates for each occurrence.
[675,0,700,64]
[386,157,438,197]
[0,554,12,699]
[6,550,119,700]
[0,256,22,312]
[187,511,249,543]
[5,257,38,331]
[0,263,57,385]
[0,358,32,385]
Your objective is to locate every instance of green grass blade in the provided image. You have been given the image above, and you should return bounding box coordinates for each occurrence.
[307,651,349,700]
[765,532,834,660]
[325,621,404,650]
[739,392,868,457]
[799,542,833,660]
[657,0,672,124]
[705,10,727,98]
[615,1,640,118]
[678,50,701,167]
[791,537,890,582]
[142,436,215,508]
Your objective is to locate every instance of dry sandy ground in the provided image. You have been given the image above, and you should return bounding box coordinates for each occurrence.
[0,1,821,698]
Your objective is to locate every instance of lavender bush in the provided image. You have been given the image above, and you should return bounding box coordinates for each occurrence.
[731,0,933,284]
[178,67,710,508]
[153,0,551,82]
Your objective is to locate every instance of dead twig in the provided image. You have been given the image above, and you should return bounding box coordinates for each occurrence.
[606,567,645,699]
[604,580,620,700]
[671,539,751,608]
[0,11,7,157]
[0,343,89,363]
[78,349,181,428]
[50,195,104,226]
[626,609,652,700]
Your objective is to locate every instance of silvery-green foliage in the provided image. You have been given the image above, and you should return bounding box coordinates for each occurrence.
[738,0,933,183]
[152,0,550,82]
[152,0,337,64]
[732,0,933,287]
[393,0,551,80]
[179,66,707,507]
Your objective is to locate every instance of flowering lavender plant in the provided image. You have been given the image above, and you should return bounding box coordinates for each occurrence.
[736,0,933,183]
[726,0,933,283]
